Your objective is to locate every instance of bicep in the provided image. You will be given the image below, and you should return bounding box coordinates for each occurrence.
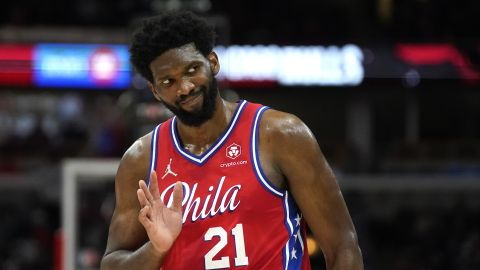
[104,139,150,255]
[273,118,356,258]
[104,207,148,255]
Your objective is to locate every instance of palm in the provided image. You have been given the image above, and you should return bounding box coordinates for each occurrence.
[137,171,183,254]
[147,196,182,247]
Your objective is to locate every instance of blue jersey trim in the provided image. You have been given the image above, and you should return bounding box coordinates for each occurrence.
[170,100,247,165]
[282,191,306,269]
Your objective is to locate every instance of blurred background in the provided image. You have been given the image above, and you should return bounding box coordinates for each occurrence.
[1,0,480,269]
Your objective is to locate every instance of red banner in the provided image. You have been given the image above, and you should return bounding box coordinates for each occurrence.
[0,44,34,86]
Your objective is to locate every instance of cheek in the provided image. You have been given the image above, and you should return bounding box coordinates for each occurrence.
[196,73,213,88]
[195,66,213,83]
[151,87,172,103]
[155,88,167,100]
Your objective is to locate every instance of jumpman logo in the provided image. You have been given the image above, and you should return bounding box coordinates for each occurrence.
[162,158,178,179]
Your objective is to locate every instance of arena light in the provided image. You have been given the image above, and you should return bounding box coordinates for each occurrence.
[215,44,365,86]
[0,43,364,89]
[0,44,34,86]
[33,43,131,89]
[395,44,480,82]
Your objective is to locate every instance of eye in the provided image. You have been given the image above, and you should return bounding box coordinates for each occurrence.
[187,65,198,74]
[161,79,171,85]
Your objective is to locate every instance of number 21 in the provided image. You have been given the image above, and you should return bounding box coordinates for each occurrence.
[204,224,249,269]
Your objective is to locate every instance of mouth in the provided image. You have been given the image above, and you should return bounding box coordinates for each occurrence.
[179,90,203,107]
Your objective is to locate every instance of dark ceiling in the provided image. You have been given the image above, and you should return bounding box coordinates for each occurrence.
[1,0,479,44]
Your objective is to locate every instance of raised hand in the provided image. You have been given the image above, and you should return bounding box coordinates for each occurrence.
[137,171,184,255]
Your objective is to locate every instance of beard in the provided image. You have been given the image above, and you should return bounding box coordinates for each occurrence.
[162,77,218,127]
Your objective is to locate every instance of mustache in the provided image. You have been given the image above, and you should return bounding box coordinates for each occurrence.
[177,87,204,104]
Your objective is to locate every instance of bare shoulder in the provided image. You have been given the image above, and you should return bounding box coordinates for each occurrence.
[120,132,152,171]
[255,109,321,188]
[115,132,153,207]
[258,108,328,182]
[259,108,316,148]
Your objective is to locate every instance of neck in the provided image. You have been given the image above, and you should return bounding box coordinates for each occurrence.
[176,96,235,153]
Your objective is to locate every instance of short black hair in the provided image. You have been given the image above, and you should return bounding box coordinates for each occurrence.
[129,10,216,83]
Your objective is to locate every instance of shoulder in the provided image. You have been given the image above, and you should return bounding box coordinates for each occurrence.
[112,131,156,210]
[258,108,315,144]
[257,108,322,171]
[121,132,152,170]
[116,132,153,193]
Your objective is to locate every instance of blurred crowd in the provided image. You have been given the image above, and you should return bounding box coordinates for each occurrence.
[0,92,130,174]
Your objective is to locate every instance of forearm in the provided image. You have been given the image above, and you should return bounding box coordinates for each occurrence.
[101,242,166,270]
[326,244,363,270]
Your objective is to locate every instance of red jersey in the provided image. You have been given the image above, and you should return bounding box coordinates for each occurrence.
[148,100,311,270]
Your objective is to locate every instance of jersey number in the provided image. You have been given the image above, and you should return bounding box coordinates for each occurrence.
[204,224,249,269]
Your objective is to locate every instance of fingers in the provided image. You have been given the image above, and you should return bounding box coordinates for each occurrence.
[139,180,154,202]
[149,171,161,200]
[137,187,149,208]
[139,172,183,213]
[171,181,184,212]
[138,205,153,230]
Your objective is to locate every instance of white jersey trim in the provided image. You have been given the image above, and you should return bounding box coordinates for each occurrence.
[170,100,247,165]
[147,124,161,187]
[251,106,284,197]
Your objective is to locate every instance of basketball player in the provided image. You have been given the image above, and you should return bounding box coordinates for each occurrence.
[101,11,363,270]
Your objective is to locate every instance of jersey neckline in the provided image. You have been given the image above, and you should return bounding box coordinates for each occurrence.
[170,100,248,165]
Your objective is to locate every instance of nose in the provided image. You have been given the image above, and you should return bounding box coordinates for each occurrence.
[177,78,195,96]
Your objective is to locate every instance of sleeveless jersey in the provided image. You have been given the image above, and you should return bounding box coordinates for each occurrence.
[148,100,311,270]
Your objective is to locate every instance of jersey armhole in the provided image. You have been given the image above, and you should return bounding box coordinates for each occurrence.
[250,106,285,197]
[146,124,161,187]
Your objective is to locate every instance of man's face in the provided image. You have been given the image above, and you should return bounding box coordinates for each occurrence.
[148,44,220,127]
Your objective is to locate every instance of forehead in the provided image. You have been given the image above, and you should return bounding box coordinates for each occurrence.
[149,43,206,76]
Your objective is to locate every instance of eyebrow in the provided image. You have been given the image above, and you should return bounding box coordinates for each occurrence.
[156,60,204,82]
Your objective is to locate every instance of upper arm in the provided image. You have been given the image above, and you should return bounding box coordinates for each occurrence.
[104,134,152,255]
[260,110,359,261]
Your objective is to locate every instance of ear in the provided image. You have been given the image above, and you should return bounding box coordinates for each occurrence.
[147,81,162,102]
[207,51,220,75]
